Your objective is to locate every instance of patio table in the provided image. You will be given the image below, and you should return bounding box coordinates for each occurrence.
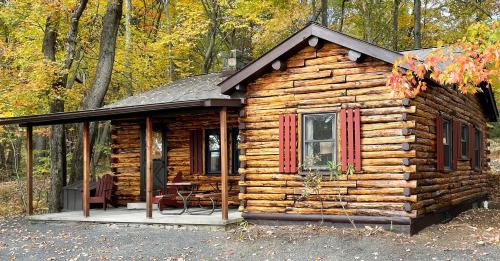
[158,180,236,215]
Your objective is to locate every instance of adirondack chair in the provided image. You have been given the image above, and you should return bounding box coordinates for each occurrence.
[157,172,184,212]
[88,174,114,210]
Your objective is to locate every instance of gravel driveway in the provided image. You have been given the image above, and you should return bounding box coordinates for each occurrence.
[1,209,499,260]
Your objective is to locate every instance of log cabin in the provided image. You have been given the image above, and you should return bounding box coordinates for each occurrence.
[0,23,497,234]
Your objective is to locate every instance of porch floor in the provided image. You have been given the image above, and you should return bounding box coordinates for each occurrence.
[28,207,243,227]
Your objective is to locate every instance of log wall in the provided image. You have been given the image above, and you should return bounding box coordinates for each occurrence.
[111,111,239,206]
[238,42,418,218]
[111,122,141,204]
[238,42,491,219]
[406,86,490,216]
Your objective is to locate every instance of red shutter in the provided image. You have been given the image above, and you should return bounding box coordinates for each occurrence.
[279,114,297,173]
[478,130,482,169]
[354,108,361,172]
[340,108,361,172]
[436,115,444,172]
[341,109,347,171]
[469,125,475,168]
[452,119,460,170]
[190,130,203,174]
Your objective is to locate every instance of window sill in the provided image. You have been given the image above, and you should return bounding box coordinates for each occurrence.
[298,170,357,177]
[442,168,453,173]
[205,173,239,176]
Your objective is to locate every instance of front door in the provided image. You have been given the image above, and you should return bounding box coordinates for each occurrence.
[140,124,167,201]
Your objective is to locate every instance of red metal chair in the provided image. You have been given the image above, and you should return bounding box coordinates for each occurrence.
[88,174,114,210]
[157,172,184,213]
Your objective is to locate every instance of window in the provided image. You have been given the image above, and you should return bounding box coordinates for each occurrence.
[206,129,221,174]
[474,129,481,169]
[460,124,469,159]
[302,113,336,170]
[152,129,164,160]
[205,128,239,175]
[443,119,452,170]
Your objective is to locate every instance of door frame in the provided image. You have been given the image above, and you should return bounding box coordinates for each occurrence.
[140,122,168,201]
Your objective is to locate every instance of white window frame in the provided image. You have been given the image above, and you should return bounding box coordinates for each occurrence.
[301,112,337,170]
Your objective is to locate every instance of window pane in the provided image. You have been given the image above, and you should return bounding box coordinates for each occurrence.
[443,121,450,145]
[153,131,163,160]
[210,151,221,172]
[444,144,451,168]
[305,114,334,141]
[305,141,334,167]
[208,134,220,151]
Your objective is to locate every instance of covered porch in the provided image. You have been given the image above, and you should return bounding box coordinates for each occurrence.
[0,98,244,225]
[28,208,243,227]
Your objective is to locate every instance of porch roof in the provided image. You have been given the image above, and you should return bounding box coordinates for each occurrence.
[0,98,243,127]
[105,73,229,108]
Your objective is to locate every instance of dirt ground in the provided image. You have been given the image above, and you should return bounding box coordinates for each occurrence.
[0,209,499,261]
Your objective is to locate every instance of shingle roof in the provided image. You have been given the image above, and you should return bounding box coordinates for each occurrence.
[105,73,229,108]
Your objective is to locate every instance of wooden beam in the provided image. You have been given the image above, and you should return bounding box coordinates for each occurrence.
[82,122,90,217]
[308,36,323,49]
[26,126,33,215]
[348,50,363,63]
[271,60,286,71]
[220,107,229,220]
[145,117,153,219]
[235,84,246,92]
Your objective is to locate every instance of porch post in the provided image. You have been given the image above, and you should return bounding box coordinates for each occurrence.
[26,126,33,215]
[220,107,229,220]
[145,117,153,218]
[82,122,90,217]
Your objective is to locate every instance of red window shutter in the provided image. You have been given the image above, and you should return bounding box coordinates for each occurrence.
[469,125,475,168]
[340,108,362,172]
[478,130,483,169]
[436,115,444,172]
[354,108,361,172]
[341,109,347,171]
[452,119,460,170]
[190,129,203,174]
[279,114,297,173]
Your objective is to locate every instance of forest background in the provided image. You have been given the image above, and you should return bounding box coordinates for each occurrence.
[0,0,498,215]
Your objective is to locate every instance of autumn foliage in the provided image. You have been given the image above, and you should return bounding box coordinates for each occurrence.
[387,22,500,98]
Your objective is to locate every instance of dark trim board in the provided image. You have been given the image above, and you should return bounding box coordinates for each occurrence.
[0,98,244,126]
[409,196,487,235]
[218,23,406,95]
[242,212,412,233]
[242,196,487,235]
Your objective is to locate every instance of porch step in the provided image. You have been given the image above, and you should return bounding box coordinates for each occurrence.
[127,202,158,210]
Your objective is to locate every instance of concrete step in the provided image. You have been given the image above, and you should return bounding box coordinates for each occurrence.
[127,202,158,210]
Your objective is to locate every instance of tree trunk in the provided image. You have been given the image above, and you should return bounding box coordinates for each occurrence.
[43,1,88,212]
[339,0,347,32]
[201,0,219,74]
[202,26,216,74]
[42,16,65,213]
[90,122,111,178]
[124,0,133,95]
[63,0,89,87]
[162,0,174,80]
[413,0,421,49]
[321,0,328,26]
[0,143,5,174]
[70,0,123,183]
[85,0,123,109]
[392,0,400,50]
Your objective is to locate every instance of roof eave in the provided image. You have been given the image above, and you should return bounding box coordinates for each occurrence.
[0,98,243,127]
[219,23,405,95]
